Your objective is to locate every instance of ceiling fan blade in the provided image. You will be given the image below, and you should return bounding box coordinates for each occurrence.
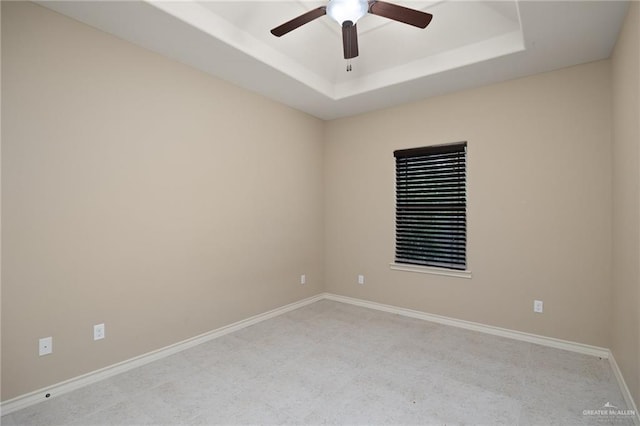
[270,7,327,37]
[368,1,433,28]
[342,21,359,59]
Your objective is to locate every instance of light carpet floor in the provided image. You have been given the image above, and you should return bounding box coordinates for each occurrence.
[1,299,634,425]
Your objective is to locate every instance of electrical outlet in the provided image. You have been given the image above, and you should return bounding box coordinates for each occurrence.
[39,337,52,356]
[533,300,544,313]
[300,274,306,285]
[358,274,365,285]
[94,323,105,340]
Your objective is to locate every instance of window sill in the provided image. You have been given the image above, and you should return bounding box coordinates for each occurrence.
[389,263,472,279]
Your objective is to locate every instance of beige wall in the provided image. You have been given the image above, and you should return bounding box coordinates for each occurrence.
[2,0,636,407]
[1,2,325,400]
[611,2,640,407]
[325,60,613,348]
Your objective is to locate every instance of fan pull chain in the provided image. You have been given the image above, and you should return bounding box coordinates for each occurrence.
[346,61,352,72]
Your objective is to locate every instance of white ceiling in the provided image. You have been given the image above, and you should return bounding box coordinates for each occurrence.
[39,1,629,120]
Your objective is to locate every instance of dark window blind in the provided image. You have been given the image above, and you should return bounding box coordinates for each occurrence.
[394,142,467,270]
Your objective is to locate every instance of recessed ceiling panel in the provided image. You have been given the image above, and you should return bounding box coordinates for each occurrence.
[201,0,524,92]
[37,0,630,119]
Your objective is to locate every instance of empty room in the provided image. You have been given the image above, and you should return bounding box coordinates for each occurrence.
[1,0,639,425]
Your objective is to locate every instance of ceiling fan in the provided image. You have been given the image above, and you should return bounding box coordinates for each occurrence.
[270,0,433,62]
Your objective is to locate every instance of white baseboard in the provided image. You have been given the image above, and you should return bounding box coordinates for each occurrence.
[0,293,324,416]
[324,293,610,358]
[608,352,640,425]
[325,293,640,423]
[3,291,637,423]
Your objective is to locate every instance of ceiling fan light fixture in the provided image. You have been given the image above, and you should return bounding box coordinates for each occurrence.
[326,0,369,25]
[270,0,433,61]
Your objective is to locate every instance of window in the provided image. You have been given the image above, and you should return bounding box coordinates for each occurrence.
[393,142,467,271]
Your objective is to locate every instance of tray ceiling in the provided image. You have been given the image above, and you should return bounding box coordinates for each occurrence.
[39,1,629,119]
